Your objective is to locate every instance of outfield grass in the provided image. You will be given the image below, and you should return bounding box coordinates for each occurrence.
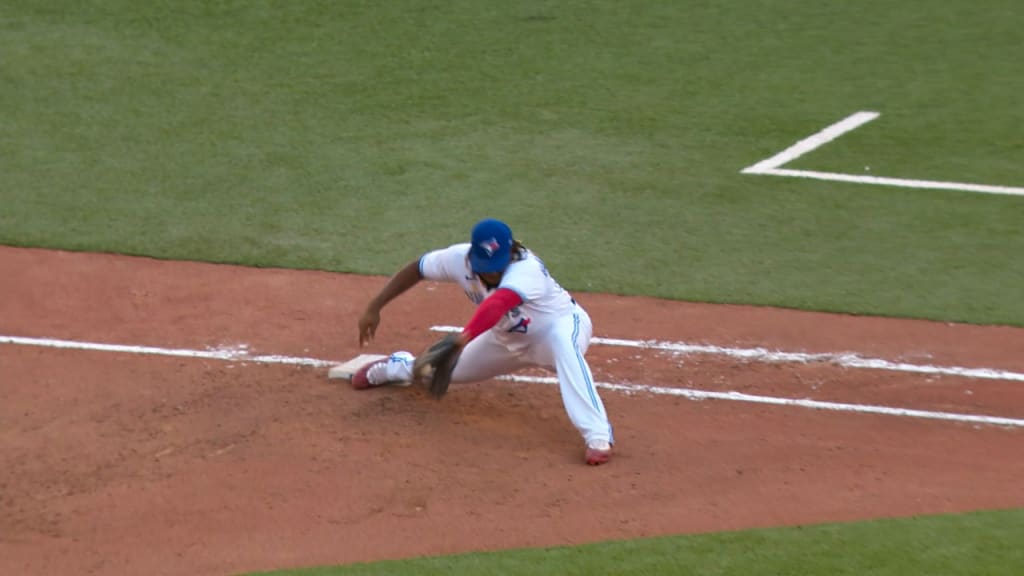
[250,509,1024,576]
[1,1,1021,574]
[1,0,1022,325]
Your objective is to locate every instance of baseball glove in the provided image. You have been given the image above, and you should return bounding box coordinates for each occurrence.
[412,333,464,399]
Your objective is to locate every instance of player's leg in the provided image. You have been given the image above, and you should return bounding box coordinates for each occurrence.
[530,307,614,463]
[353,331,529,389]
[450,329,531,383]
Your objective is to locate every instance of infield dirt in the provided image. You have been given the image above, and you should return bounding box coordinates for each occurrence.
[2,246,1022,576]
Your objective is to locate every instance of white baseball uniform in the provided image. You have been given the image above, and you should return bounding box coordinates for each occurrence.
[379,243,614,447]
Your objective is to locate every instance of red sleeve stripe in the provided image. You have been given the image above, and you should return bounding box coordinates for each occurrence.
[462,288,523,341]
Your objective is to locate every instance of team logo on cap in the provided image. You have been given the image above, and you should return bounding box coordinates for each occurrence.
[480,237,501,257]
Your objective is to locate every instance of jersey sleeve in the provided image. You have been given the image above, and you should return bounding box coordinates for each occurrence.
[461,288,523,340]
[498,256,548,303]
[418,243,472,283]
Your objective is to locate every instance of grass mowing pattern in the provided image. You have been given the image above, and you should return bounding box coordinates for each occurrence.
[1,1,1022,324]
[249,509,1024,575]
[1,3,1022,574]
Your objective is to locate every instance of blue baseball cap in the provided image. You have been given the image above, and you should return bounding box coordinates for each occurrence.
[469,218,513,274]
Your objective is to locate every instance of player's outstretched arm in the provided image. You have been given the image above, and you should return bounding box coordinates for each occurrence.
[358,259,423,346]
[461,288,522,341]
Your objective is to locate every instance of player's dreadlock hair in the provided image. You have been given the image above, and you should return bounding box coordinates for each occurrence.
[510,240,528,262]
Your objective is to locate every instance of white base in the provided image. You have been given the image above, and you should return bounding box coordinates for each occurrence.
[327,354,388,380]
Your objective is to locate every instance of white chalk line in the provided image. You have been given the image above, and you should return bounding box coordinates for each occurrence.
[743,111,880,173]
[500,374,1024,429]
[754,167,1024,197]
[0,335,335,368]
[742,111,1024,197]
[3,334,1023,429]
[430,326,1024,383]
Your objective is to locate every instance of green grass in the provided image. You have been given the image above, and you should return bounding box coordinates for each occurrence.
[1,2,1022,574]
[1,0,1022,324]
[248,509,1024,575]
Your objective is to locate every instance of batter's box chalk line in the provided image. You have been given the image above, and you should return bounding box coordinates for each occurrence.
[741,110,1024,198]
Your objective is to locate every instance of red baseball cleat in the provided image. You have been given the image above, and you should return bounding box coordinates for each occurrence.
[585,440,612,465]
[350,359,389,390]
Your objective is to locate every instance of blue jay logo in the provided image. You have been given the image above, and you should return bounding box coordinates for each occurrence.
[508,317,531,333]
[480,238,501,257]
[506,307,531,333]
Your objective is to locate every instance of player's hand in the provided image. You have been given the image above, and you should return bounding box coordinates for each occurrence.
[358,308,380,347]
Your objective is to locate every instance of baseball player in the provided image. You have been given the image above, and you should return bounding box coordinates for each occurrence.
[354,218,615,465]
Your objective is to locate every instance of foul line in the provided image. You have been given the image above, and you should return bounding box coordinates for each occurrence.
[0,335,336,367]
[429,326,1024,383]
[3,334,1023,429]
[742,111,1024,197]
[500,374,1024,429]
